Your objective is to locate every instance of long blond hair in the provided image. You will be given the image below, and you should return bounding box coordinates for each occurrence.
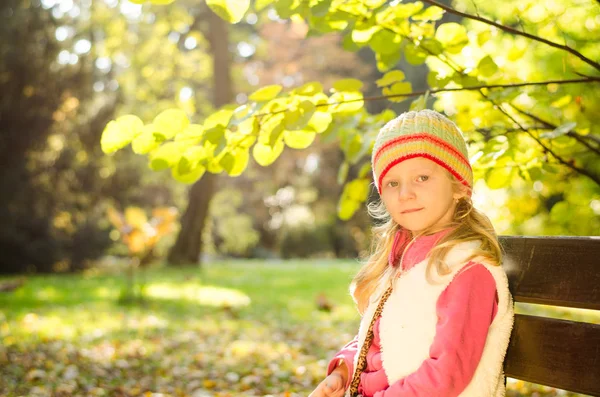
[351,172,502,314]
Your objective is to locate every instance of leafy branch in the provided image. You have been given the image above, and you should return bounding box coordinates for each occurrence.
[252,77,600,118]
[478,90,600,186]
[508,104,600,157]
[421,0,600,72]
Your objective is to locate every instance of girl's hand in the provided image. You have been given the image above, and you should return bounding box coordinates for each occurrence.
[308,372,346,397]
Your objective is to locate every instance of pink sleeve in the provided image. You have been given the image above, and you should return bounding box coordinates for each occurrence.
[327,335,358,389]
[374,263,498,397]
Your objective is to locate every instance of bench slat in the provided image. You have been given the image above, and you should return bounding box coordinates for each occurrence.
[499,236,600,310]
[504,314,600,395]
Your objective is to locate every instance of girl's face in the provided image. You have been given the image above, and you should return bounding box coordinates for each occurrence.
[380,157,467,236]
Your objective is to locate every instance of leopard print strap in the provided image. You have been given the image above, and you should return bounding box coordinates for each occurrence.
[348,284,394,397]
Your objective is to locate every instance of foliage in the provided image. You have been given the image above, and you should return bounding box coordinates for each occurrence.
[107,206,178,302]
[101,0,600,234]
[1,262,597,396]
[107,206,178,257]
[0,1,119,273]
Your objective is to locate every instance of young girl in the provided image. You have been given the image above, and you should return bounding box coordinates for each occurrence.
[309,109,514,397]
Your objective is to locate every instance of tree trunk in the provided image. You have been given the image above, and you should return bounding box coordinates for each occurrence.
[167,9,232,266]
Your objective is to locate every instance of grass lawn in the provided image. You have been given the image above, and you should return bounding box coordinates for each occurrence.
[0,259,597,396]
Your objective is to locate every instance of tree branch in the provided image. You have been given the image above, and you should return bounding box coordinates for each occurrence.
[421,0,600,72]
[478,90,600,187]
[337,7,464,73]
[324,77,600,108]
[508,104,600,157]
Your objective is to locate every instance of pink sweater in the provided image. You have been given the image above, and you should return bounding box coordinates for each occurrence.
[327,228,499,397]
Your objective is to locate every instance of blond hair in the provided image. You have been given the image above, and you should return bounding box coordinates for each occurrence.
[351,173,502,314]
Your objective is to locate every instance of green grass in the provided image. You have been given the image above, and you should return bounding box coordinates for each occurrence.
[0,259,360,342]
[0,259,597,397]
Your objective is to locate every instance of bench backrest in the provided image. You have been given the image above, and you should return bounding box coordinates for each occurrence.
[500,236,600,396]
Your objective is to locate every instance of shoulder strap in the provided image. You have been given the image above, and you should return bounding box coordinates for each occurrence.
[348,284,394,397]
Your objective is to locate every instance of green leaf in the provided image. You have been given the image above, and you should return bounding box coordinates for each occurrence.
[375,50,402,72]
[527,166,543,181]
[340,130,367,164]
[337,162,349,184]
[284,129,316,149]
[330,91,364,114]
[382,82,412,103]
[409,94,427,111]
[427,71,451,89]
[309,10,349,33]
[252,140,285,166]
[412,5,445,21]
[149,142,185,171]
[507,45,526,61]
[404,42,428,65]
[435,23,469,54]
[342,32,361,52]
[338,178,370,220]
[249,85,283,102]
[542,163,560,174]
[179,146,207,173]
[259,113,285,146]
[485,166,513,189]
[364,0,387,7]
[420,38,443,55]
[549,201,569,223]
[284,100,316,130]
[100,115,144,154]
[457,74,481,88]
[478,55,498,77]
[308,111,332,133]
[486,87,520,101]
[172,162,206,184]
[338,196,360,220]
[376,70,406,87]
[347,179,370,201]
[540,122,576,139]
[293,81,323,96]
[369,29,402,55]
[232,103,256,123]
[394,2,424,18]
[175,124,204,144]
[132,124,164,154]
[275,0,299,19]
[235,117,259,136]
[550,95,572,108]
[254,0,272,12]
[358,162,372,178]
[206,0,250,23]
[153,109,190,140]
[203,126,227,153]
[332,78,363,92]
[313,0,332,17]
[352,25,381,44]
[220,148,249,176]
[204,108,233,129]
[477,30,491,46]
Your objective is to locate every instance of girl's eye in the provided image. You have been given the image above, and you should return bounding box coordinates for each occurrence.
[417,175,429,182]
[387,181,398,188]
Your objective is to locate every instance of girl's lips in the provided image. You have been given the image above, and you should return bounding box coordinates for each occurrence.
[401,208,423,214]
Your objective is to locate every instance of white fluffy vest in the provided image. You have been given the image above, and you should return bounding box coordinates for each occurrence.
[351,241,514,396]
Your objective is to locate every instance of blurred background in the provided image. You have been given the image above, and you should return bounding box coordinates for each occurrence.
[0,0,598,395]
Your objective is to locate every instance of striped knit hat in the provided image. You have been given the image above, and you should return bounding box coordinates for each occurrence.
[372,109,473,195]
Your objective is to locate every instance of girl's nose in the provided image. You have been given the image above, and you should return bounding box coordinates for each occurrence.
[398,184,415,201]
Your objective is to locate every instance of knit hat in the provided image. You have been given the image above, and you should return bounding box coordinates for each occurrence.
[371,109,473,195]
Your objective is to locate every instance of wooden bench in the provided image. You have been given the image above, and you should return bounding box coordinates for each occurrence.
[500,236,600,396]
